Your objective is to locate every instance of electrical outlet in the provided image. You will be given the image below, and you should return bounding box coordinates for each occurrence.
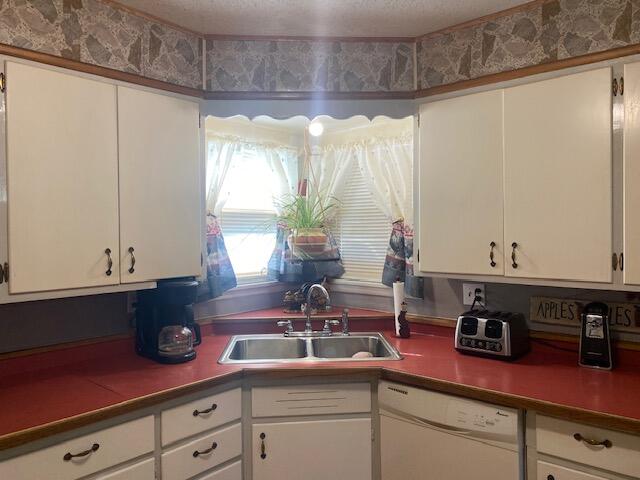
[462,283,485,306]
[126,291,137,314]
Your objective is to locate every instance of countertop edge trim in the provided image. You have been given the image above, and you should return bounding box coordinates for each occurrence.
[1,365,639,452]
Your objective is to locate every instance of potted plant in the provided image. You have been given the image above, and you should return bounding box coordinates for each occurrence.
[276,194,338,259]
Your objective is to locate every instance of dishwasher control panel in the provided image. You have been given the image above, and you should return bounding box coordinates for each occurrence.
[446,399,516,436]
[379,380,520,444]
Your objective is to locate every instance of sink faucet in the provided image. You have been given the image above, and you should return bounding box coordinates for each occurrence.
[305,284,330,334]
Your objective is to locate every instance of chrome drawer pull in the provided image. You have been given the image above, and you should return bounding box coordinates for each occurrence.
[511,242,518,268]
[193,403,217,416]
[573,433,612,448]
[193,441,217,457]
[63,443,99,461]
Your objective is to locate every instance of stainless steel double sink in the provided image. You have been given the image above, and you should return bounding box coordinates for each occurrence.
[218,333,402,364]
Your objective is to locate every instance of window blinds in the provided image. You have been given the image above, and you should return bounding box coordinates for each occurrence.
[335,163,390,282]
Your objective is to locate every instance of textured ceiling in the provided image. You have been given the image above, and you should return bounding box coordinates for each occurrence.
[115,0,530,37]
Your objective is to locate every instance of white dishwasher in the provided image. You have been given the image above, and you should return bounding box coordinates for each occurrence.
[379,380,524,480]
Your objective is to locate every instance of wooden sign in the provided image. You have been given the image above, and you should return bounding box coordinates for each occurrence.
[530,296,640,333]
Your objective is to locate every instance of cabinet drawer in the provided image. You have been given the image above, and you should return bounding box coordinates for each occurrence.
[252,383,371,417]
[200,460,242,480]
[537,415,640,478]
[537,461,608,480]
[95,458,155,480]
[161,422,241,480]
[0,415,154,480]
[162,388,241,446]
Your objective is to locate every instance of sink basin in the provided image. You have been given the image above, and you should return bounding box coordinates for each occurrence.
[218,333,402,364]
[311,336,397,359]
[226,337,306,361]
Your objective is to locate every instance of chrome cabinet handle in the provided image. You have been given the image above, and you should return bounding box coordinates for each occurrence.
[511,242,518,269]
[612,253,619,271]
[573,433,612,448]
[128,247,135,274]
[489,241,497,267]
[193,441,217,457]
[620,252,624,271]
[193,404,217,416]
[260,432,267,459]
[63,443,99,461]
[104,248,113,276]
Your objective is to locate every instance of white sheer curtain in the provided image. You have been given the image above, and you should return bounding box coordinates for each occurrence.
[356,134,413,225]
[262,147,298,212]
[207,136,297,214]
[313,132,422,297]
[308,145,356,217]
[205,138,242,215]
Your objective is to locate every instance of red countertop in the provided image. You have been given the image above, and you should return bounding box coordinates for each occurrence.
[1,314,640,450]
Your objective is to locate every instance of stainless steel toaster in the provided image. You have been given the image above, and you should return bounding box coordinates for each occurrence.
[455,310,529,360]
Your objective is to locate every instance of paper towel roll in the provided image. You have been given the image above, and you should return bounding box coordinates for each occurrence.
[393,281,405,336]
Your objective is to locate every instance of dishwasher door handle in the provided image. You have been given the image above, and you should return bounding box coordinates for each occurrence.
[381,408,473,436]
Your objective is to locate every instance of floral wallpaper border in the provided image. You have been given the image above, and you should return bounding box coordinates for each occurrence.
[0,0,203,89]
[0,0,640,94]
[417,0,638,90]
[205,39,414,92]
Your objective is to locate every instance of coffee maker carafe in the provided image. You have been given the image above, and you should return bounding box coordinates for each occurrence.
[135,279,201,364]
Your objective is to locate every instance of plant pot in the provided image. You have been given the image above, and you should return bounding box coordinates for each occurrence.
[295,228,326,243]
[289,228,329,258]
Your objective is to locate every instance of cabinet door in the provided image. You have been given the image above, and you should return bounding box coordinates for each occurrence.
[380,414,519,480]
[418,90,504,275]
[504,68,612,282]
[536,461,608,480]
[623,62,640,285]
[117,86,201,283]
[5,62,119,293]
[252,418,371,480]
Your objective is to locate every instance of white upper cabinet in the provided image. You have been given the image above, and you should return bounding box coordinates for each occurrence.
[117,86,201,283]
[5,62,120,293]
[0,60,202,300]
[503,67,612,282]
[623,61,640,285]
[418,89,504,276]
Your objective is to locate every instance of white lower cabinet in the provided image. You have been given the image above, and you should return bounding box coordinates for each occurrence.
[535,415,640,479]
[161,388,242,447]
[0,415,154,480]
[252,418,372,480]
[537,461,608,480]
[94,458,155,480]
[162,423,242,480]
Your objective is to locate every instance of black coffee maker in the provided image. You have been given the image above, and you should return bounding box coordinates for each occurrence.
[135,279,201,364]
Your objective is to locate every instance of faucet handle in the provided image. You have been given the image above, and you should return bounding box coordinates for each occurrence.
[277,319,293,334]
[322,318,340,333]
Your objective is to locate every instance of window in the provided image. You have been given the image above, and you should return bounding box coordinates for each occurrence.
[214,144,296,282]
[335,162,390,282]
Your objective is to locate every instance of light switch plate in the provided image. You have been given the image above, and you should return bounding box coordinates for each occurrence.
[462,283,485,306]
